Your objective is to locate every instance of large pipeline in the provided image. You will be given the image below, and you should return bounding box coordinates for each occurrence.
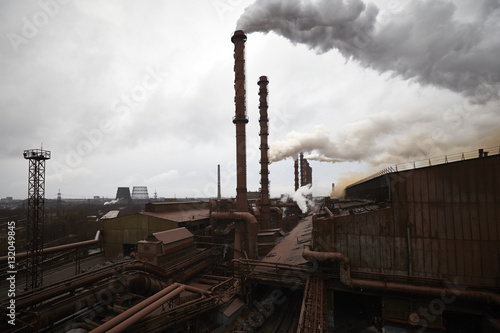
[211,212,258,259]
[0,230,101,263]
[90,283,211,333]
[303,239,500,307]
[4,259,212,331]
[302,245,349,265]
[6,249,211,311]
[350,279,500,306]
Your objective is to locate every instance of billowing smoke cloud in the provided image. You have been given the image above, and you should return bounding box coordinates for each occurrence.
[269,105,500,165]
[237,0,500,103]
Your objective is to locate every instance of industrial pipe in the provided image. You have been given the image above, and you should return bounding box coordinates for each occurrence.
[211,212,259,259]
[350,279,500,306]
[91,283,211,333]
[270,206,283,228]
[9,253,209,311]
[303,246,500,307]
[89,283,181,333]
[0,230,102,263]
[302,245,349,265]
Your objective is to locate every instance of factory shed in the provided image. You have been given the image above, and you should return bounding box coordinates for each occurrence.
[103,201,210,258]
[137,227,196,267]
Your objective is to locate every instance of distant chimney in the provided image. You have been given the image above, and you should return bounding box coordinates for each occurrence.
[294,158,299,191]
[231,30,248,212]
[217,164,221,200]
[300,153,305,187]
[306,160,312,186]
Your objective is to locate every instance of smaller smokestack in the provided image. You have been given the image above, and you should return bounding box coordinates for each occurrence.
[217,164,221,200]
[300,153,305,187]
[258,75,271,229]
[306,160,312,186]
[294,158,299,191]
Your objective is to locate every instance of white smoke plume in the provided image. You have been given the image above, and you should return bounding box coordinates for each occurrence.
[104,198,121,205]
[269,105,500,165]
[293,184,314,213]
[237,0,500,103]
[304,153,343,163]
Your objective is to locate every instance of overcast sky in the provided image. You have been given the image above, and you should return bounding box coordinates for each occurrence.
[1,0,499,200]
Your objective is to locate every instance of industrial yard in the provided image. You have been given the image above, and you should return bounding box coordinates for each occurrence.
[0,26,499,332]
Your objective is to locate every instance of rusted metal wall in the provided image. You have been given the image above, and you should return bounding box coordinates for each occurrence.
[322,155,500,288]
[391,154,499,287]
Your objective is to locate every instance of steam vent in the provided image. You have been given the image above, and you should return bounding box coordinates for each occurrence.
[1,29,499,333]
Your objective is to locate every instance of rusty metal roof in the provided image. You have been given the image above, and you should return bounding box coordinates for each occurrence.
[261,215,312,265]
[152,227,193,244]
[100,210,120,220]
[141,208,209,222]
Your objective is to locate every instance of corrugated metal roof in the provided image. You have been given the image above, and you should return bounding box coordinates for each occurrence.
[101,210,120,219]
[141,208,209,222]
[152,227,193,244]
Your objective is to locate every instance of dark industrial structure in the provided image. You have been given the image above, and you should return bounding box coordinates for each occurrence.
[258,75,271,230]
[1,30,499,333]
[131,186,149,201]
[23,148,51,290]
[103,201,210,258]
[295,152,313,191]
[115,186,131,201]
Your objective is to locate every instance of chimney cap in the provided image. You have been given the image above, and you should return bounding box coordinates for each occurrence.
[231,30,247,43]
[258,75,269,84]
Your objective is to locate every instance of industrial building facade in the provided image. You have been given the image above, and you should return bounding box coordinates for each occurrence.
[340,151,499,287]
[304,151,500,329]
[103,201,210,258]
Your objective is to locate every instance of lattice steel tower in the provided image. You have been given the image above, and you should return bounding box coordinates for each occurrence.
[23,148,51,290]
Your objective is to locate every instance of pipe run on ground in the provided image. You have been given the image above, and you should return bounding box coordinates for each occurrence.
[90,283,211,333]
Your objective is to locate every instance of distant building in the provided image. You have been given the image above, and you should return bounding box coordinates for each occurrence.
[131,186,149,200]
[115,187,131,201]
[103,201,210,258]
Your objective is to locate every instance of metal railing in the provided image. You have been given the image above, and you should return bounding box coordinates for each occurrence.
[347,146,500,188]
